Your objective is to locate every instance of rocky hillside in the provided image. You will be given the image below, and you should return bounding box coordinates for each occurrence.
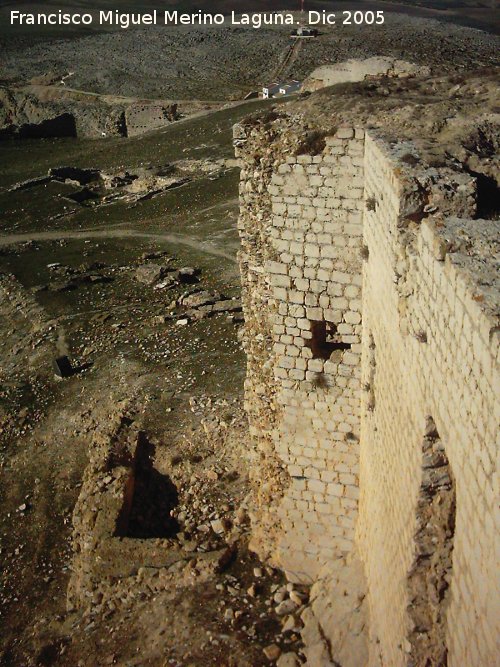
[1,16,498,100]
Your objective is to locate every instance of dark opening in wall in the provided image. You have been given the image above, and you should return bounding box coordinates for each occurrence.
[115,432,179,539]
[296,130,327,155]
[116,111,127,138]
[366,333,376,412]
[473,171,500,219]
[307,321,351,360]
[407,417,456,666]
[18,113,77,139]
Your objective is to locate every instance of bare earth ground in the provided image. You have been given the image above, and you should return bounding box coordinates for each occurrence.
[0,99,312,665]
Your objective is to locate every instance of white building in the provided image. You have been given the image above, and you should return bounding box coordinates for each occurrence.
[291,26,318,37]
[262,83,281,99]
[262,80,301,99]
[279,80,302,95]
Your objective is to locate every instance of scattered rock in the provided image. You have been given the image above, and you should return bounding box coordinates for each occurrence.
[134,264,169,285]
[276,652,300,667]
[289,590,305,606]
[180,290,221,308]
[210,519,225,535]
[274,590,287,604]
[263,644,282,661]
[154,274,179,290]
[282,614,299,633]
[275,599,298,616]
[48,280,77,292]
[247,583,257,597]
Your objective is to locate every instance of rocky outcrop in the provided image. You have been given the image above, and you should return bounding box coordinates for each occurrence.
[0,87,179,140]
[0,87,125,139]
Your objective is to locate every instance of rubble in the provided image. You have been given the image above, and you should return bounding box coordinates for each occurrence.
[61,389,310,664]
[263,644,282,660]
[179,290,222,308]
[5,157,233,211]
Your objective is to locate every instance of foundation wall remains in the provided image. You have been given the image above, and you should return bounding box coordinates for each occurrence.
[236,117,499,666]
[125,103,178,137]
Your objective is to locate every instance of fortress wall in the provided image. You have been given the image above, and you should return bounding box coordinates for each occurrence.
[238,125,365,582]
[267,129,365,581]
[75,106,126,138]
[0,90,178,139]
[237,117,498,665]
[125,104,178,137]
[358,134,499,667]
[236,120,285,566]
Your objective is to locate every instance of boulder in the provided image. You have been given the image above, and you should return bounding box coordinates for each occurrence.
[277,653,300,667]
[180,290,221,309]
[135,263,168,285]
[178,267,200,283]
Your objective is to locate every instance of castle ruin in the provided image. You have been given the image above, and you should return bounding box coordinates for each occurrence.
[235,110,498,666]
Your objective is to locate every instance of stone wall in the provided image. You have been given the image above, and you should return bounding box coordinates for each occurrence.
[358,134,499,667]
[125,103,178,137]
[237,122,365,582]
[0,90,127,139]
[267,129,365,582]
[236,115,499,666]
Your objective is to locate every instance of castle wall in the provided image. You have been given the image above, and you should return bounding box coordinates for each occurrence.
[358,134,499,667]
[236,117,499,666]
[238,126,365,581]
[0,90,178,140]
[267,130,365,581]
[125,104,178,137]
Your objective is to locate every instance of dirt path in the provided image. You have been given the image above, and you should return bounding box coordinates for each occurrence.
[272,39,303,81]
[0,228,238,262]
